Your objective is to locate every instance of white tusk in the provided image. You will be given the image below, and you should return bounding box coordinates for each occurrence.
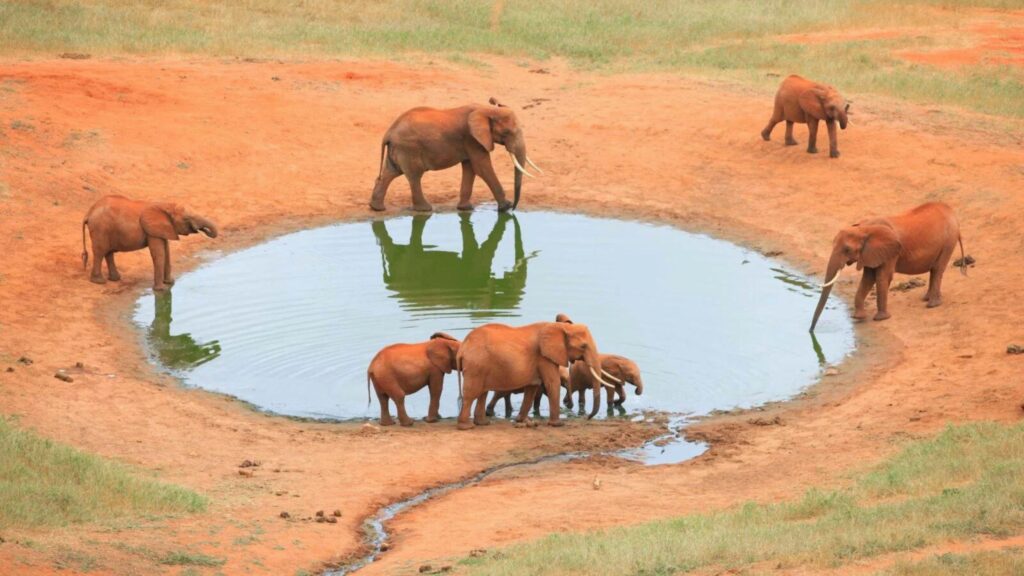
[821,272,841,288]
[509,153,535,178]
[601,369,623,384]
[526,156,544,174]
[590,367,615,389]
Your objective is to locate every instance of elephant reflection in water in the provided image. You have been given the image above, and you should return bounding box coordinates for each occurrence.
[147,291,221,370]
[371,212,534,313]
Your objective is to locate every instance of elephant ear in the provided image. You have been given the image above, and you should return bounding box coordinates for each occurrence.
[427,339,457,374]
[554,313,573,324]
[140,204,179,241]
[539,323,569,367]
[799,87,828,120]
[859,225,901,270]
[468,108,494,152]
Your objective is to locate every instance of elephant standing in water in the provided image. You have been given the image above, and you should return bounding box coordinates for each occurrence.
[566,354,643,414]
[371,212,533,314]
[810,202,964,331]
[146,291,221,370]
[369,98,542,212]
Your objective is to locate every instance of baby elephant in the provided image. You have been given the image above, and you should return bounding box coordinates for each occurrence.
[566,354,643,415]
[366,332,461,426]
[82,195,218,291]
[761,75,850,158]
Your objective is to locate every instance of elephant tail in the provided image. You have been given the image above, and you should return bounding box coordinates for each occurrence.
[456,353,464,406]
[957,234,967,277]
[377,139,390,179]
[366,370,373,408]
[81,219,89,270]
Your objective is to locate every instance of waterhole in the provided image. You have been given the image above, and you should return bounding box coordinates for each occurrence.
[134,210,854,453]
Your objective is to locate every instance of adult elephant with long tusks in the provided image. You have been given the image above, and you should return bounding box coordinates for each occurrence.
[456,315,614,429]
[82,195,218,291]
[369,97,542,213]
[810,202,964,332]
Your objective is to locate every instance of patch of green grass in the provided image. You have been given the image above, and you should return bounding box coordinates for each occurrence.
[463,423,1024,575]
[159,550,225,567]
[0,417,207,528]
[882,549,1024,576]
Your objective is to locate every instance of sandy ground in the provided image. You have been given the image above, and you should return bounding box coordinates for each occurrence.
[0,47,1022,576]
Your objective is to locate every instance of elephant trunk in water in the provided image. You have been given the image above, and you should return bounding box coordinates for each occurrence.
[509,137,528,210]
[191,215,219,238]
[810,251,845,332]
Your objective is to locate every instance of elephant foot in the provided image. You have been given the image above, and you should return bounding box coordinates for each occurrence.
[474,417,491,426]
[423,416,439,423]
[926,297,943,309]
[496,200,513,212]
[107,272,121,282]
[456,420,474,431]
[614,399,625,407]
[851,309,868,320]
[547,420,565,428]
[399,419,414,427]
[807,146,819,154]
[90,275,107,285]
[785,138,798,146]
[380,419,395,427]
[152,283,169,292]
[369,202,386,212]
[164,277,175,286]
[873,311,891,321]
[412,203,434,212]
[830,150,841,159]
[760,129,771,141]
[484,408,495,417]
[456,202,474,211]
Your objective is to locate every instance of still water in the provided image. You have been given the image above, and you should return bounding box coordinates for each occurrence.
[134,211,854,427]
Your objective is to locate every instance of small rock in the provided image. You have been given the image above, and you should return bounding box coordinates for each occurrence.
[59,52,90,60]
[315,510,324,518]
[17,356,32,366]
[762,250,784,257]
[325,516,337,524]
[749,416,784,426]
[380,542,391,552]
[419,565,433,573]
[529,68,550,74]
[74,362,84,369]
[279,511,291,519]
[438,566,452,573]
[360,423,382,435]
[957,350,976,359]
[315,516,326,523]
[238,469,253,477]
[54,371,73,383]
[953,255,975,268]
[469,549,487,558]
[891,277,926,292]
[332,509,342,517]
[592,477,602,490]
[1007,344,1023,355]
[5,367,13,373]
[271,76,281,81]
[239,459,261,468]
[275,490,288,496]
[823,367,840,377]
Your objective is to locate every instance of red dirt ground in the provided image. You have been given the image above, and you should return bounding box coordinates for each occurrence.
[0,54,1022,575]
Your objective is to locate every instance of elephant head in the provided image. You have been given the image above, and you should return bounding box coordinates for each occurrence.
[141,203,219,241]
[427,332,461,374]
[602,355,644,398]
[540,321,616,419]
[468,102,541,210]
[800,86,850,130]
[810,223,901,331]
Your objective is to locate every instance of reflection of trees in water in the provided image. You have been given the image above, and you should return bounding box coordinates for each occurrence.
[147,291,221,370]
[372,212,535,314]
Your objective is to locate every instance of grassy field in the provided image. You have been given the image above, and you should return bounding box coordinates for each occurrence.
[460,422,1024,575]
[884,549,1024,576]
[1,1,1022,116]
[0,416,206,529]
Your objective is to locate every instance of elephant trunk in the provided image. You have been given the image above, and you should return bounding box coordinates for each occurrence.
[584,349,608,420]
[633,374,643,396]
[838,109,849,130]
[193,216,219,238]
[810,251,844,332]
[510,138,528,210]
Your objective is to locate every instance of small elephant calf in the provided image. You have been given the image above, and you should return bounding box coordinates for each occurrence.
[761,75,850,158]
[366,332,461,426]
[82,195,218,291]
[565,354,644,414]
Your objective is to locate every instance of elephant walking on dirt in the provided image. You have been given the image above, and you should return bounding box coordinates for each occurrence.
[761,75,850,158]
[82,195,218,291]
[369,98,542,212]
[810,202,964,331]
[366,333,461,426]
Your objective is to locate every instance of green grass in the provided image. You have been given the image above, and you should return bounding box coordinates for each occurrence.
[883,549,1024,576]
[0,1,1022,116]
[159,550,225,567]
[0,416,207,528]
[461,422,1024,575]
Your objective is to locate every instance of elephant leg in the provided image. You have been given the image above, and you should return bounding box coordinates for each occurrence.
[456,376,479,430]
[874,266,894,321]
[806,119,820,154]
[853,269,876,320]
[457,160,476,211]
[784,121,797,146]
[577,388,585,414]
[469,153,511,212]
[563,387,573,409]
[378,392,394,426]
[394,392,414,427]
[503,394,513,418]
[615,385,627,406]
[163,245,174,285]
[90,243,107,284]
[485,391,499,417]
[532,387,544,416]
[544,375,564,427]
[105,253,121,281]
[927,245,955,308]
[605,386,615,412]
[473,393,491,426]
[516,386,538,423]
[405,171,432,212]
[826,119,840,158]
[370,162,402,211]
[761,104,782,141]
[148,238,169,292]
[424,373,442,423]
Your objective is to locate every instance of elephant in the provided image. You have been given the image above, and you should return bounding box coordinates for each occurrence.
[484,366,569,419]
[146,291,221,370]
[810,202,964,331]
[366,332,461,426]
[82,195,218,291]
[565,354,643,414]
[372,212,533,314]
[761,75,850,158]
[456,317,619,429]
[369,98,542,212]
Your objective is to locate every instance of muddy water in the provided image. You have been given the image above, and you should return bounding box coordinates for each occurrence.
[134,210,854,429]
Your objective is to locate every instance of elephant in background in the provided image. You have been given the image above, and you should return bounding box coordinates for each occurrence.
[456,316,619,429]
[372,212,533,315]
[369,98,542,212]
[565,354,643,414]
[146,291,221,370]
[810,202,964,331]
[761,75,850,158]
[366,332,461,426]
[82,195,218,291]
